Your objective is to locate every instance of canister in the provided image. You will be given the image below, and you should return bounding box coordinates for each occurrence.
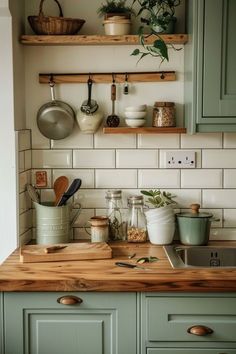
[152,102,175,127]
[176,204,213,246]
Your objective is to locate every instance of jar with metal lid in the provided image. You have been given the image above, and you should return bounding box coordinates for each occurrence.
[105,190,126,241]
[127,196,147,243]
[152,102,175,127]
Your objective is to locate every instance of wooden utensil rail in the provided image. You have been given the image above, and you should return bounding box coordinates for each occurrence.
[39,71,176,84]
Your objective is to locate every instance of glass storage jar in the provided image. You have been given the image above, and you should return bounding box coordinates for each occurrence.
[152,102,175,127]
[105,190,126,241]
[127,196,147,243]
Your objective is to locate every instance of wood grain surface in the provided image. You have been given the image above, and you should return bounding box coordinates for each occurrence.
[1,242,236,292]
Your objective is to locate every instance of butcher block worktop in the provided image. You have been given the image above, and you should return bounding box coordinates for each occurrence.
[1,241,236,292]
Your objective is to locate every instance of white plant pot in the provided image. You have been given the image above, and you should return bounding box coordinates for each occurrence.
[103,19,131,35]
[145,205,174,220]
[147,222,175,245]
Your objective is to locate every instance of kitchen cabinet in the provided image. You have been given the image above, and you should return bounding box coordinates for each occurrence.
[141,293,236,353]
[3,292,137,354]
[186,0,236,132]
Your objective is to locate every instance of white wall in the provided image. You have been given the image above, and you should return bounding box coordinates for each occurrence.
[0,0,17,263]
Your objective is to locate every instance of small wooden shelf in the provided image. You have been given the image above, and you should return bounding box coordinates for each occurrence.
[103,127,186,134]
[20,34,188,46]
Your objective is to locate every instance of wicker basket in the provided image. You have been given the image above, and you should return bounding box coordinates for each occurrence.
[28,0,85,35]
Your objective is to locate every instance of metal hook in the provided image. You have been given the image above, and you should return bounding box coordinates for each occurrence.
[123,72,129,95]
[160,72,165,80]
[112,72,116,83]
[49,74,55,87]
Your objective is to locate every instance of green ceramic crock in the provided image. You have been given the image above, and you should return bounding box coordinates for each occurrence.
[176,204,213,246]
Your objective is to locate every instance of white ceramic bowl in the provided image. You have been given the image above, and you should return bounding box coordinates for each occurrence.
[147,222,175,245]
[125,111,147,119]
[125,105,147,112]
[125,118,145,128]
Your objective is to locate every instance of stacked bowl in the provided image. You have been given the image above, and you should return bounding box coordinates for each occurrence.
[124,105,147,127]
[145,205,176,245]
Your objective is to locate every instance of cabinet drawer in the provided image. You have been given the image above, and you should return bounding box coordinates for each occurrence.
[145,296,236,342]
[147,349,236,354]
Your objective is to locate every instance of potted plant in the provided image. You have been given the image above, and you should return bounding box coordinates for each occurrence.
[97,0,135,35]
[131,0,181,65]
[141,189,176,245]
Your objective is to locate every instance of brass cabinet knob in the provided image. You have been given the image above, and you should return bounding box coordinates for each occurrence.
[57,295,83,305]
[187,325,213,336]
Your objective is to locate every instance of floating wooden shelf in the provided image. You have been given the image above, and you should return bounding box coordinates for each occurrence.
[39,71,176,84]
[21,34,188,46]
[103,127,186,134]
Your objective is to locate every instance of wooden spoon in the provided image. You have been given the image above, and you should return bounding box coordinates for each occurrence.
[53,176,69,206]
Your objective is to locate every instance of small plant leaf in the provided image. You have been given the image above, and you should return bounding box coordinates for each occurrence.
[131,48,140,56]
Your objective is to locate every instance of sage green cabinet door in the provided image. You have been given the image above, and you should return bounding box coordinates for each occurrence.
[0,293,3,354]
[4,292,137,354]
[147,349,236,354]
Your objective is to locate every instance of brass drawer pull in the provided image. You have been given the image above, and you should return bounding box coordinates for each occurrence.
[57,295,83,305]
[187,325,213,336]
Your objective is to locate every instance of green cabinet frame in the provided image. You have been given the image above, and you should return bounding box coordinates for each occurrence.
[185,0,236,132]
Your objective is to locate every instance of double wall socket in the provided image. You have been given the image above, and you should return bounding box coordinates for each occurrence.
[165,150,196,168]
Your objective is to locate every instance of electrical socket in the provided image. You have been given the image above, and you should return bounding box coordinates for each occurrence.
[165,151,196,168]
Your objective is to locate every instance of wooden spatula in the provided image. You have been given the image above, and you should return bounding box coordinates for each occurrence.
[53,176,69,206]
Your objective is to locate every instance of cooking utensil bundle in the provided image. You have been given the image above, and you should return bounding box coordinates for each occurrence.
[26,177,82,207]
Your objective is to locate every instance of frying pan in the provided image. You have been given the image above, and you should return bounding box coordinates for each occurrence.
[37,81,75,140]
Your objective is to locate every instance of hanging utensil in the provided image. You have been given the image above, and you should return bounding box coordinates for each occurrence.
[37,80,75,140]
[26,184,40,204]
[57,178,82,206]
[106,76,120,127]
[80,77,98,115]
[53,176,69,206]
[123,73,129,95]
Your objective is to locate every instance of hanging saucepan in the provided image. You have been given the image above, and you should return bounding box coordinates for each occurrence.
[176,204,214,246]
[37,81,75,140]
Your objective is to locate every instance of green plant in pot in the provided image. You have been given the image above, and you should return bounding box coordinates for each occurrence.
[141,189,177,245]
[97,0,135,35]
[131,0,181,65]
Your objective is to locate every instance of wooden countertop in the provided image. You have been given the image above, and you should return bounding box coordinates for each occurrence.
[1,241,236,292]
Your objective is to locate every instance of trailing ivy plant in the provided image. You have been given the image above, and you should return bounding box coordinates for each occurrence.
[131,0,181,65]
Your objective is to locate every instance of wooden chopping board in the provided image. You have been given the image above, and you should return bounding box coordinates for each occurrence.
[20,242,112,263]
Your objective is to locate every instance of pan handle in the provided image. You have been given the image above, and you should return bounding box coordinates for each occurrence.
[49,81,56,102]
[87,78,93,105]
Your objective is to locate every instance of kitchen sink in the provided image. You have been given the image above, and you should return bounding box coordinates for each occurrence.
[163,245,236,268]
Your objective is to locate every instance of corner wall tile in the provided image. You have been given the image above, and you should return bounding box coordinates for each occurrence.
[203,190,236,208]
[202,149,236,168]
[138,169,180,188]
[19,191,31,214]
[224,170,236,188]
[24,150,32,170]
[224,133,236,148]
[138,134,180,148]
[116,150,158,168]
[18,130,31,151]
[181,133,222,148]
[224,209,236,228]
[19,170,31,193]
[181,169,222,188]
[19,229,32,246]
[73,150,115,168]
[32,150,72,168]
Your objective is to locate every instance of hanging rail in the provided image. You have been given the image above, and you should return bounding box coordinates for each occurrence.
[39,71,176,84]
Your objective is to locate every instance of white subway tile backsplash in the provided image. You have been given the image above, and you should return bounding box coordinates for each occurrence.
[224,133,236,148]
[73,227,90,240]
[181,133,222,148]
[19,191,31,214]
[73,150,115,168]
[181,169,222,188]
[51,125,93,149]
[116,150,158,168]
[19,152,24,172]
[210,228,236,240]
[138,169,180,188]
[32,150,72,168]
[53,169,94,189]
[40,189,55,203]
[203,190,236,208]
[170,189,201,208]
[223,209,236,228]
[96,169,137,188]
[74,189,107,209]
[19,229,32,246]
[24,150,32,170]
[18,130,31,151]
[138,134,180,148]
[95,129,136,148]
[160,149,201,168]
[19,210,32,236]
[202,149,236,168]
[19,170,31,193]
[224,170,236,188]
[72,209,95,227]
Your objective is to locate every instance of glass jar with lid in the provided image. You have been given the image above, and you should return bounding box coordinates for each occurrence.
[127,196,147,243]
[152,101,175,127]
[105,190,126,241]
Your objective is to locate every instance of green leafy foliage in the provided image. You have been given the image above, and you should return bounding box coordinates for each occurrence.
[97,0,135,16]
[141,189,176,208]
